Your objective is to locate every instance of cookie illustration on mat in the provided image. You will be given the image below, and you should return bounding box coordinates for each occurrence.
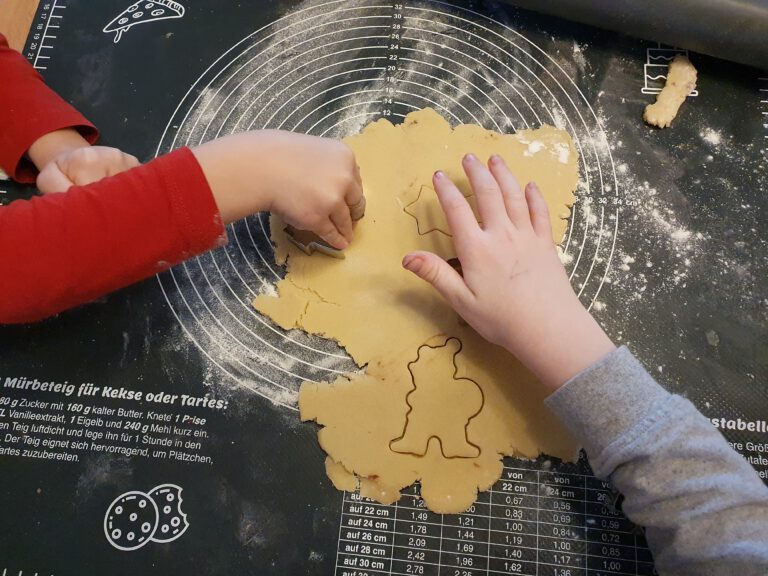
[104,484,190,551]
[148,484,189,542]
[103,0,185,43]
[104,491,159,551]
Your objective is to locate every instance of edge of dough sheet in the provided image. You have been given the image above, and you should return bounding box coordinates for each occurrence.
[253,107,583,514]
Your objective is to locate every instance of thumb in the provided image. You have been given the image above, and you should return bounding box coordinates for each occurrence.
[37,163,75,194]
[402,251,471,309]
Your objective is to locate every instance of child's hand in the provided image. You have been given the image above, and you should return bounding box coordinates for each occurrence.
[402,154,615,391]
[27,127,140,193]
[192,131,363,248]
[36,146,141,193]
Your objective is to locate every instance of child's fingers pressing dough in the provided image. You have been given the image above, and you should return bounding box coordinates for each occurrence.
[191,131,364,248]
[402,154,615,391]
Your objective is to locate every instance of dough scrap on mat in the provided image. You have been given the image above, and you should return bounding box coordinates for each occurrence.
[644,54,697,128]
[254,108,581,513]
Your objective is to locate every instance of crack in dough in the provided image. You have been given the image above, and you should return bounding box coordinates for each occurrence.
[253,108,581,513]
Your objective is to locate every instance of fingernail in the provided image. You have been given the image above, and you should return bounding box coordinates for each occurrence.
[490,154,503,165]
[434,170,445,180]
[402,255,420,272]
[464,153,477,163]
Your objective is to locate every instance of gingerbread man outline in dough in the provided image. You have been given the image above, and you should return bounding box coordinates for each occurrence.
[390,337,485,459]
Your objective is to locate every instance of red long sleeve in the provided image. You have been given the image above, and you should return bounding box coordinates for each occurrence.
[0,147,226,323]
[0,33,98,182]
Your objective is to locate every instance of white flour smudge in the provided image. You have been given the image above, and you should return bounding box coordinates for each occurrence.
[570,105,708,324]
[549,107,567,130]
[571,42,587,73]
[700,128,723,146]
[553,142,570,164]
[522,140,545,156]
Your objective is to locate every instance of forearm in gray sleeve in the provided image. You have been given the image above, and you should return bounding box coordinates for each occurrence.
[545,346,768,575]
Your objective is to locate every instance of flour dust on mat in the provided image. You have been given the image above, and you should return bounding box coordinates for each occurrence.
[253,108,581,513]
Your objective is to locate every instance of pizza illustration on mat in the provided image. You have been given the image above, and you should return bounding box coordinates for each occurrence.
[103,0,185,43]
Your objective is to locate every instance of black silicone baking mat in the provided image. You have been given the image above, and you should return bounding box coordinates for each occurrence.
[1,1,766,574]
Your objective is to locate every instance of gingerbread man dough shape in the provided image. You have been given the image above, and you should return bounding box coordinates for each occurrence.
[390,338,484,458]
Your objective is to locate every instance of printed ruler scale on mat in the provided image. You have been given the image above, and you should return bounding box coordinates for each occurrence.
[761,77,768,159]
[382,2,403,120]
[4,3,68,202]
[1,569,55,576]
[24,0,67,70]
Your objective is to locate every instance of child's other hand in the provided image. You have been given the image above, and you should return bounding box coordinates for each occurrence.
[192,131,363,248]
[37,146,140,194]
[402,154,615,391]
[27,128,140,193]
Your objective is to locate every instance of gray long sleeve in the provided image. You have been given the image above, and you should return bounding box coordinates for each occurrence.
[545,346,768,575]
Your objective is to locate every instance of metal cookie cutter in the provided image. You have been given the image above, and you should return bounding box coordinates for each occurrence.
[284,196,367,259]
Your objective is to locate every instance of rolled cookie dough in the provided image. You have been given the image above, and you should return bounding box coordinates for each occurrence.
[389,338,483,459]
[644,54,697,128]
[254,108,581,513]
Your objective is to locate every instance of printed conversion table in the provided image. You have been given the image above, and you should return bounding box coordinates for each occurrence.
[335,463,656,576]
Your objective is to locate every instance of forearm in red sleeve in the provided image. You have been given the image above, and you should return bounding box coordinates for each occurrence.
[0,147,226,324]
[0,33,99,183]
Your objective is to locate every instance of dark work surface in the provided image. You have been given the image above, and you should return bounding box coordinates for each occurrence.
[1,1,766,574]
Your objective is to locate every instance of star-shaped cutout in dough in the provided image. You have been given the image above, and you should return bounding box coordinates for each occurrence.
[403,185,481,236]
